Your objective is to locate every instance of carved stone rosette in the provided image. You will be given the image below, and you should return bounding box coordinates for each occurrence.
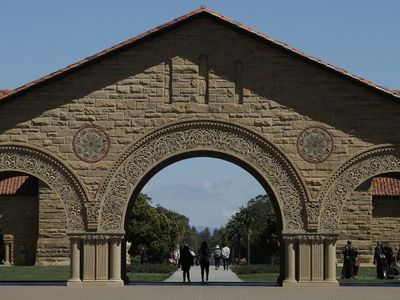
[98,120,309,233]
[0,144,88,231]
[318,145,400,232]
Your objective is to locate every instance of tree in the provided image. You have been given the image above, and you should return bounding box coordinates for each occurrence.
[126,193,200,263]
[237,205,256,265]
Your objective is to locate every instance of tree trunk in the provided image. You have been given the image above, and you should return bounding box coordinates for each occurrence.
[247,228,251,265]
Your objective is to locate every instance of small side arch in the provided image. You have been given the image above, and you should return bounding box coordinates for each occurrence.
[97,119,310,233]
[0,143,90,231]
[318,144,400,232]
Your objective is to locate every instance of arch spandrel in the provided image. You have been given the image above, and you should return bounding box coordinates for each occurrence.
[0,143,89,231]
[97,119,310,233]
[318,145,400,232]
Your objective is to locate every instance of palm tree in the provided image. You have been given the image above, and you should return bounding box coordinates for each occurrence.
[237,205,256,265]
[224,215,243,262]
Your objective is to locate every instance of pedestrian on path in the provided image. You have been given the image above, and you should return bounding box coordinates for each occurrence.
[179,244,194,283]
[198,241,210,283]
[214,245,221,270]
[222,245,230,270]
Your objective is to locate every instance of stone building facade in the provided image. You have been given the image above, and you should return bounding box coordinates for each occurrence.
[0,7,399,286]
[338,177,400,263]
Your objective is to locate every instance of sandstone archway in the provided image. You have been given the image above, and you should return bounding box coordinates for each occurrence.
[97,119,310,234]
[0,143,89,231]
[318,145,400,232]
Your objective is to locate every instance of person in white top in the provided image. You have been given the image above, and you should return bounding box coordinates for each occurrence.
[222,245,230,270]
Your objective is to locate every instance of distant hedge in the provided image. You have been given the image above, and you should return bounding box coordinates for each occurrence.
[126,263,178,273]
[231,264,279,274]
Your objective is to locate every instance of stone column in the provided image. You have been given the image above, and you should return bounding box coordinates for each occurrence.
[67,238,81,286]
[3,234,14,266]
[325,241,338,284]
[283,239,296,285]
[110,238,124,286]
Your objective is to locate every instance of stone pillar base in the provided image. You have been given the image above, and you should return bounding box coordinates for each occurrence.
[283,280,339,287]
[67,279,83,287]
[83,280,124,287]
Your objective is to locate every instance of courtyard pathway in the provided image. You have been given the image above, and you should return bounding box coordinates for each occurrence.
[0,285,400,300]
[164,265,242,283]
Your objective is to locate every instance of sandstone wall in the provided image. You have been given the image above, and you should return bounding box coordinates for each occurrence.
[371,197,400,252]
[35,182,69,266]
[338,181,373,263]
[0,17,398,201]
[339,181,400,264]
[0,196,38,265]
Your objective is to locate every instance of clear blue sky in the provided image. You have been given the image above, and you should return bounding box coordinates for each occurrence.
[1,1,399,228]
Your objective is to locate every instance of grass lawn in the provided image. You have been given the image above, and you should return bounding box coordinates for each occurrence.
[0,266,172,282]
[0,266,69,281]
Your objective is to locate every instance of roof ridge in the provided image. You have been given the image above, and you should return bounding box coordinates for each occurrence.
[1,7,399,102]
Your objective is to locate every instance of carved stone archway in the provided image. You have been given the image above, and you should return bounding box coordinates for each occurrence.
[97,119,310,234]
[318,145,400,232]
[0,143,89,231]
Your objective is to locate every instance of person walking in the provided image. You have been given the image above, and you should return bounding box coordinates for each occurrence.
[179,244,194,283]
[198,241,210,283]
[214,245,221,270]
[222,245,230,270]
[341,240,356,279]
[0,229,4,265]
[374,241,386,279]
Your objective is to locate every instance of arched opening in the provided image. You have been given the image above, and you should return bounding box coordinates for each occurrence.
[338,172,400,282]
[0,171,70,281]
[121,154,284,284]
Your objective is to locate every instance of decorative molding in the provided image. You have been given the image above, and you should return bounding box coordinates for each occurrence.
[318,145,400,232]
[97,119,310,233]
[72,125,110,163]
[297,125,334,164]
[0,143,88,231]
[282,232,339,243]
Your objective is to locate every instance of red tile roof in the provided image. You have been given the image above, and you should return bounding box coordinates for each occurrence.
[372,177,400,197]
[0,90,13,98]
[0,176,38,196]
[0,7,399,104]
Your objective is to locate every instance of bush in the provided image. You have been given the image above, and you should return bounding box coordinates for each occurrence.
[230,264,279,274]
[126,263,178,273]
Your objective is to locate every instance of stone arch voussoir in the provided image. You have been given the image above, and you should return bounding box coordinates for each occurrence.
[98,119,310,233]
[0,143,89,231]
[318,145,400,232]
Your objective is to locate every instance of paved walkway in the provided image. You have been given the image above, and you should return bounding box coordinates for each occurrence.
[0,285,400,300]
[164,265,242,283]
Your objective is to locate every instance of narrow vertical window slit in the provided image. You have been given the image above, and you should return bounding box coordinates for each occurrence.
[199,54,209,104]
[235,60,243,104]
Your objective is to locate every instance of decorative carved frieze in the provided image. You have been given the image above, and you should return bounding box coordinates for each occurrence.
[0,144,88,231]
[319,145,400,232]
[98,120,309,233]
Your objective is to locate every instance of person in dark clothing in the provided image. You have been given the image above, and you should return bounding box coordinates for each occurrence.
[0,229,4,264]
[214,245,221,270]
[374,241,386,279]
[397,244,400,264]
[198,241,210,283]
[342,240,356,279]
[179,245,193,283]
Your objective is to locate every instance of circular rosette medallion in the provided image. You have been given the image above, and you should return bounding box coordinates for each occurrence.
[73,125,110,163]
[297,126,333,163]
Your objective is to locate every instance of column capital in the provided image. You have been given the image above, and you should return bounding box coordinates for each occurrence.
[282,232,339,243]
[67,232,124,241]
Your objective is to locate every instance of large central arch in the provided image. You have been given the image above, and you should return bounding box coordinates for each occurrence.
[97,119,310,234]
